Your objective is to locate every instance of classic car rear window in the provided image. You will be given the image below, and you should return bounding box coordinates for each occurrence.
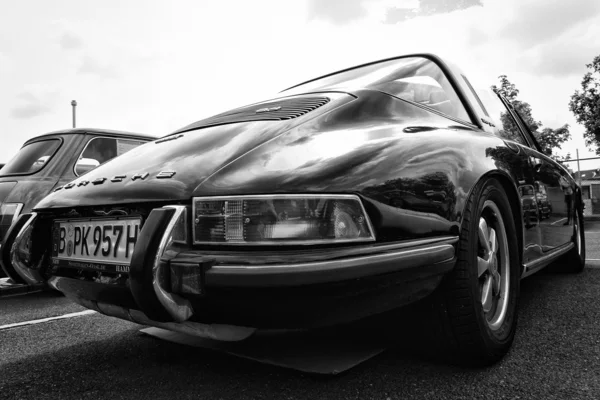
[284,57,471,123]
[0,139,61,176]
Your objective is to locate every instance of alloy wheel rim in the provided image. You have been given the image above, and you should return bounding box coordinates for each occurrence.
[476,200,510,331]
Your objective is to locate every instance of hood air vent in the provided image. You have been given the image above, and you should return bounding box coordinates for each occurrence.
[181,96,330,131]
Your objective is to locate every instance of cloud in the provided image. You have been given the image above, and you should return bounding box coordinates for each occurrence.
[498,0,600,49]
[518,14,600,78]
[385,0,483,23]
[527,44,598,79]
[78,56,118,78]
[384,7,417,23]
[10,92,51,119]
[307,0,367,24]
[15,91,37,102]
[59,32,83,50]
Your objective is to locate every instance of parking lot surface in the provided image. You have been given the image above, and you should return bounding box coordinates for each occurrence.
[1,222,600,400]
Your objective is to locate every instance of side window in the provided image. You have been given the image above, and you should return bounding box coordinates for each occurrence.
[476,89,528,146]
[75,137,146,176]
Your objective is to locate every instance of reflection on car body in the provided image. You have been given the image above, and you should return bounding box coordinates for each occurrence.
[519,184,539,228]
[535,181,552,220]
[0,54,585,366]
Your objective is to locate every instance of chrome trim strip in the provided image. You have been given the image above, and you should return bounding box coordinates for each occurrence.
[192,194,376,246]
[360,235,458,251]
[522,242,574,278]
[11,213,45,285]
[152,205,193,322]
[210,243,454,275]
[0,203,23,251]
[10,203,24,226]
[177,235,459,266]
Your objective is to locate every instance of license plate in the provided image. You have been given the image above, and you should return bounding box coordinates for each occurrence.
[51,217,141,274]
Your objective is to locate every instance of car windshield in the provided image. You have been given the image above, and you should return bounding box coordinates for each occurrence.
[0,139,61,176]
[283,56,470,122]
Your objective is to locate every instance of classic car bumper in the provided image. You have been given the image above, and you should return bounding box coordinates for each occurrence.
[4,207,458,332]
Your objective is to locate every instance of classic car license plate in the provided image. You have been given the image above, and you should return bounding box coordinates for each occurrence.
[51,218,141,273]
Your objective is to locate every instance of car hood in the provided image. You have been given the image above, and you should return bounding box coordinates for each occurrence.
[35,90,479,210]
[0,179,61,213]
[0,181,18,204]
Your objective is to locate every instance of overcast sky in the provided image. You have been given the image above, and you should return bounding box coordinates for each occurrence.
[2,0,600,170]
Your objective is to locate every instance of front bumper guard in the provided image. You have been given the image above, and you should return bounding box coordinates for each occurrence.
[6,213,46,285]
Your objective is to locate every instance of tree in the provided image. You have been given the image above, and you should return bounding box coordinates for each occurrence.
[492,75,571,159]
[569,55,600,154]
[537,124,571,156]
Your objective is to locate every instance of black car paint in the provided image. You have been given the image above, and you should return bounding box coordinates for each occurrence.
[36,89,576,262]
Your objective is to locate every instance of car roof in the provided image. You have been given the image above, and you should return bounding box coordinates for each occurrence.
[23,128,157,145]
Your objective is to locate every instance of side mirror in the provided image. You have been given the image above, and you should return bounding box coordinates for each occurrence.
[75,157,100,176]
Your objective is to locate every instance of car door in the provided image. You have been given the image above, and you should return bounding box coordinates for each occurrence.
[472,86,544,264]
[506,105,574,251]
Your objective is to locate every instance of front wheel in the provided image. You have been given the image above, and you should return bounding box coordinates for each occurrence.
[425,178,520,365]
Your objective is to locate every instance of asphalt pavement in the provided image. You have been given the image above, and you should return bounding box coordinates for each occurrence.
[2,223,600,399]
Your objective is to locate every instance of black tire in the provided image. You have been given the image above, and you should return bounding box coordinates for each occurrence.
[554,206,585,273]
[422,178,520,366]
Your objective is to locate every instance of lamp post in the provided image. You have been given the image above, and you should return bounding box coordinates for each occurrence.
[71,100,77,128]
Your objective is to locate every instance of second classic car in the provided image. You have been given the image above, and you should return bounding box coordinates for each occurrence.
[1,54,584,366]
[0,128,155,282]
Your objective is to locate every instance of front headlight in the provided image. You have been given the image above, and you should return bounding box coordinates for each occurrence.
[192,194,375,245]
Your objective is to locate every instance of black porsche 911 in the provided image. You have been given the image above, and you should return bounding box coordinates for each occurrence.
[1,54,584,366]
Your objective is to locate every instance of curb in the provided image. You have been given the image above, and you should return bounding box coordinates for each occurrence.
[0,278,46,298]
